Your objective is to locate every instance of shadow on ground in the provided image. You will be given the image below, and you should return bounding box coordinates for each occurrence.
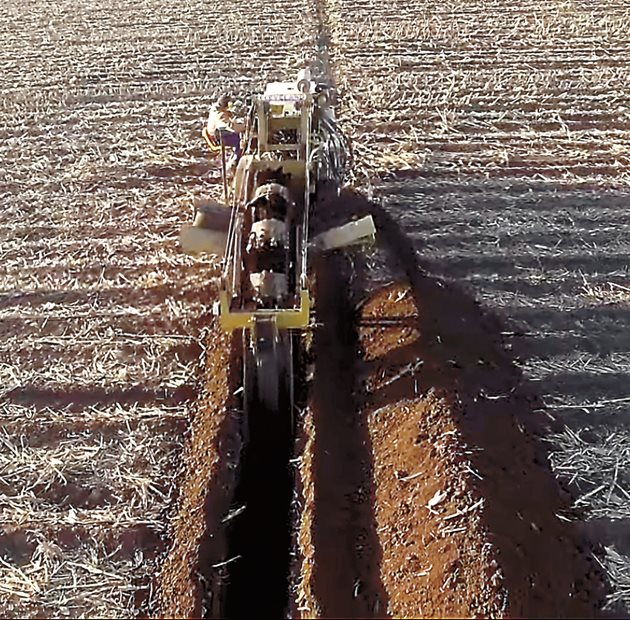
[315,186,612,617]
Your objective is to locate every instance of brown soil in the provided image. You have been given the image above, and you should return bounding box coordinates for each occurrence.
[289,191,608,618]
[155,323,240,618]
[359,196,608,617]
[155,324,297,619]
[358,280,604,618]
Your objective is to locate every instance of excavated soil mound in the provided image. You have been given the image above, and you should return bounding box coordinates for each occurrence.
[292,191,608,617]
[357,280,606,618]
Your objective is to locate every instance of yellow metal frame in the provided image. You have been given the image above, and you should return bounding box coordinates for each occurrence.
[216,87,315,334]
[219,290,311,331]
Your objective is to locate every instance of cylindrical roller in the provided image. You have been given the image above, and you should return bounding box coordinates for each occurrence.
[179,199,231,255]
[192,199,231,230]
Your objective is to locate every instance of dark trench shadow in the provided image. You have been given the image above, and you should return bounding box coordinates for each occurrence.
[220,340,294,619]
[168,331,296,620]
[310,252,390,619]
[321,187,613,618]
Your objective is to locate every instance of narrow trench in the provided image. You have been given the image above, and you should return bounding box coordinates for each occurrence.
[218,341,297,619]
[202,5,346,610]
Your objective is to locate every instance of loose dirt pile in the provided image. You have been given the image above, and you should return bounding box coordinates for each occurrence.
[356,278,604,618]
[288,196,607,618]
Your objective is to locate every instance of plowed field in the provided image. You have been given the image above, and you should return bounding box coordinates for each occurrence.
[1,0,628,618]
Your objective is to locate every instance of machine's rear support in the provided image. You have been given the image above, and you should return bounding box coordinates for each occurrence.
[242,319,295,435]
[219,134,229,204]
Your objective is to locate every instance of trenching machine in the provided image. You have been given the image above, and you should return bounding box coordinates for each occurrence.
[180,70,375,416]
